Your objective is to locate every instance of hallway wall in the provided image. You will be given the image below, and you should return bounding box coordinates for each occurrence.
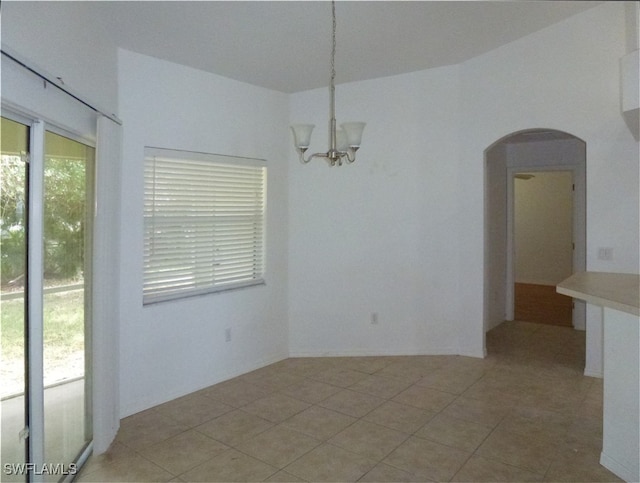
[514,171,574,286]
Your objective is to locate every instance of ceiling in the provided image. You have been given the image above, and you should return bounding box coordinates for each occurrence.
[503,129,581,144]
[91,1,602,94]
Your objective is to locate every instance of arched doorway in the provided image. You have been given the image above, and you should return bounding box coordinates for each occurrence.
[484,129,586,335]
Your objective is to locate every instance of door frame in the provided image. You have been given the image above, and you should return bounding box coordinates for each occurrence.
[1,107,96,481]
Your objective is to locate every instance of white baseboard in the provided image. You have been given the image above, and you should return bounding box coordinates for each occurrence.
[600,451,638,483]
[288,348,461,358]
[584,366,603,378]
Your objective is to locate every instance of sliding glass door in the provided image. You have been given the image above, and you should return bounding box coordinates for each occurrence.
[42,130,94,474]
[1,116,94,481]
[1,117,30,481]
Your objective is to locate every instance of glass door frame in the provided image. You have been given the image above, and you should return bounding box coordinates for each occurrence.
[2,107,95,482]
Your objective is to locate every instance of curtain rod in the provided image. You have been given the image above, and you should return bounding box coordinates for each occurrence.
[1,48,122,126]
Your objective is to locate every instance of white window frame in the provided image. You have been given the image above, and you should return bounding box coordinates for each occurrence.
[143,147,266,304]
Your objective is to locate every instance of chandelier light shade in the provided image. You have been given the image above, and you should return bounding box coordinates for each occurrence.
[291,1,366,167]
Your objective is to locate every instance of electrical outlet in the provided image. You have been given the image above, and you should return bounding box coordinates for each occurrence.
[225,328,232,342]
[597,247,614,261]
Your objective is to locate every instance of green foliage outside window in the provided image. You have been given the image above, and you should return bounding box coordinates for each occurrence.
[1,155,86,286]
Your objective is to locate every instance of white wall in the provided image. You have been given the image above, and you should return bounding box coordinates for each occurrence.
[5,0,637,417]
[514,171,574,286]
[117,50,290,416]
[288,65,465,357]
[1,1,118,115]
[462,1,638,368]
[289,1,638,361]
[484,145,508,331]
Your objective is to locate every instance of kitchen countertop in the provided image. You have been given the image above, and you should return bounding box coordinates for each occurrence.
[557,271,640,317]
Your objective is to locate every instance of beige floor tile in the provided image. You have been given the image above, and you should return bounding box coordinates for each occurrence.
[239,368,305,391]
[475,428,559,475]
[155,393,234,428]
[359,463,426,482]
[79,441,133,476]
[544,444,623,482]
[448,355,496,372]
[374,363,429,383]
[451,455,543,482]
[392,385,457,413]
[318,389,386,418]
[74,321,606,482]
[349,374,413,399]
[284,443,377,482]
[282,405,357,440]
[407,355,452,373]
[265,469,307,482]
[576,396,603,421]
[241,393,310,423]
[363,400,435,434]
[195,409,273,447]
[465,368,524,389]
[268,357,328,378]
[518,391,582,416]
[328,420,409,461]
[440,396,512,427]
[116,410,190,450]
[383,436,471,481]
[341,356,393,374]
[586,377,603,395]
[497,405,573,440]
[460,381,523,406]
[180,448,278,482]
[138,429,229,475]
[415,413,493,452]
[280,379,342,404]
[235,425,321,468]
[310,368,370,388]
[564,416,603,449]
[530,374,592,400]
[199,379,273,407]
[416,367,484,394]
[77,453,174,482]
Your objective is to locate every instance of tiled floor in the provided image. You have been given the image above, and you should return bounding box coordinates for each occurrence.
[78,321,622,482]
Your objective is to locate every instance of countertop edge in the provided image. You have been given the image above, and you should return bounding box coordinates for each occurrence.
[556,272,640,317]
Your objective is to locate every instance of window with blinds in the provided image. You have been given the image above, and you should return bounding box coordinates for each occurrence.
[143,147,266,304]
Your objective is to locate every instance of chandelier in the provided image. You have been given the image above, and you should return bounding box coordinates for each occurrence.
[290,0,366,167]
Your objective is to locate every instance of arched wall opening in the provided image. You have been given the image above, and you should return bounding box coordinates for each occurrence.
[483,129,587,340]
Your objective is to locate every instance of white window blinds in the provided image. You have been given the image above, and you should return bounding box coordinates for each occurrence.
[143,147,266,304]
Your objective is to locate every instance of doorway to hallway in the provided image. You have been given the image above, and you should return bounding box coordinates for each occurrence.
[484,129,586,334]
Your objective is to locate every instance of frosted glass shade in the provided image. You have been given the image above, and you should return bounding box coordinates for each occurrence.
[291,124,315,148]
[341,122,366,147]
[335,128,348,151]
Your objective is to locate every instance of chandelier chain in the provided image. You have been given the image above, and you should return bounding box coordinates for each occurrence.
[290,0,365,166]
[331,0,336,88]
